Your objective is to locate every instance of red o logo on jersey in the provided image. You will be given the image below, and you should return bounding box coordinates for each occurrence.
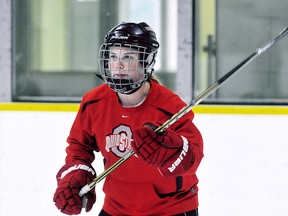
[105,125,133,157]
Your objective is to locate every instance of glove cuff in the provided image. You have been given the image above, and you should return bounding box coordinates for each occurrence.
[56,163,96,181]
[158,136,194,177]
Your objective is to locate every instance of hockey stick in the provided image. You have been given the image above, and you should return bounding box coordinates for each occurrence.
[79,25,288,199]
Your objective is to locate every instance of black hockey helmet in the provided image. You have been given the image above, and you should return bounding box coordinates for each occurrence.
[104,22,160,53]
[98,22,160,94]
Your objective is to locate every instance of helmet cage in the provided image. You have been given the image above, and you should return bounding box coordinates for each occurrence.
[98,22,159,94]
[99,43,156,94]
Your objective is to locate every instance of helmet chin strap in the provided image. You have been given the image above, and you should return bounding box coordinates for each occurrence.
[95,69,153,95]
[121,86,141,95]
[121,69,154,95]
[107,77,144,95]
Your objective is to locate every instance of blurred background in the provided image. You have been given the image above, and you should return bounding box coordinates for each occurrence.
[1,0,288,104]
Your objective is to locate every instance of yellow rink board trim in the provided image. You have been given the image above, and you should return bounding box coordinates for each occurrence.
[192,105,288,115]
[0,103,288,115]
[0,103,80,112]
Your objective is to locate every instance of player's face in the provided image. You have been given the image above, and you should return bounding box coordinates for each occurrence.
[108,46,144,81]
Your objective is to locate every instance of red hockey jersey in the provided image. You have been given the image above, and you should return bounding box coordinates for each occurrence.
[66,80,204,215]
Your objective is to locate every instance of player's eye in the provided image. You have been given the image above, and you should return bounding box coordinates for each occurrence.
[122,55,135,62]
[109,53,118,61]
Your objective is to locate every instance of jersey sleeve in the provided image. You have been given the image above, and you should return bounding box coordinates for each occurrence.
[65,94,99,165]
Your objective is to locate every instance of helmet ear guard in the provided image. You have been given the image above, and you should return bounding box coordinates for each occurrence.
[144,52,157,75]
[98,22,160,94]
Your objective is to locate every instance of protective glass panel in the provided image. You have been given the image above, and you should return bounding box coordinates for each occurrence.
[194,0,288,104]
[13,0,177,102]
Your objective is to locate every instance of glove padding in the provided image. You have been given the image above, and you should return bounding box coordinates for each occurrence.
[53,163,96,215]
[132,123,194,176]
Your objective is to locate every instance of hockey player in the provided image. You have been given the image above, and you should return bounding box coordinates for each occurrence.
[53,22,204,216]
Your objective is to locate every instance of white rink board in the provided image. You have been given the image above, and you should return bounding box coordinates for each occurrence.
[0,111,287,216]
